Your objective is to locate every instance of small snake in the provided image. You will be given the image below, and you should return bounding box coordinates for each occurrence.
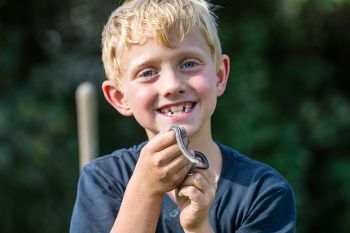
[170,126,209,171]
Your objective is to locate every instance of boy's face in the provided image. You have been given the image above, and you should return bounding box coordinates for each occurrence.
[103,27,229,140]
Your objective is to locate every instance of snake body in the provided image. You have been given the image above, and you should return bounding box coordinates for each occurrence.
[170,126,209,170]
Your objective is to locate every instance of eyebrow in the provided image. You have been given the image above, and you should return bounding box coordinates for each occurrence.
[175,47,208,60]
[134,46,206,65]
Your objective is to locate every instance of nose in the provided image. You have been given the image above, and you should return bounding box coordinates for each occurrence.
[159,69,186,97]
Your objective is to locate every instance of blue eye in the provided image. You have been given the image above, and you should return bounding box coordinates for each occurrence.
[182,61,197,69]
[142,70,156,77]
[137,69,158,80]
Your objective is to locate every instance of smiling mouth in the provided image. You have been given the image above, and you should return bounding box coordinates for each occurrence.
[158,102,195,116]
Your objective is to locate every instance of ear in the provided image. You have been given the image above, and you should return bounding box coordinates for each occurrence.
[216,54,230,97]
[101,80,133,117]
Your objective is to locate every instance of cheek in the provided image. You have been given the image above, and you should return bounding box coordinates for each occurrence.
[191,72,218,111]
[126,86,154,109]
[190,73,217,95]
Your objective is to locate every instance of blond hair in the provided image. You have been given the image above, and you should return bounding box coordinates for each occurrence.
[101,0,222,89]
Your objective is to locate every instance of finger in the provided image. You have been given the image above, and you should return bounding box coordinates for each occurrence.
[170,160,193,184]
[193,173,211,193]
[177,185,200,199]
[153,144,192,182]
[191,168,217,186]
[180,172,217,196]
[164,148,193,173]
[146,130,177,152]
[180,174,196,187]
[176,186,210,208]
[157,142,189,165]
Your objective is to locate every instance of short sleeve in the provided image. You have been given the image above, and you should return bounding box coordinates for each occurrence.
[237,185,296,233]
[70,164,124,233]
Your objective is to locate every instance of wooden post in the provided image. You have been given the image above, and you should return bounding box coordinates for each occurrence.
[75,82,98,171]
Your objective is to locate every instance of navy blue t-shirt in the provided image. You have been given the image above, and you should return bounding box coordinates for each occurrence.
[70,142,296,232]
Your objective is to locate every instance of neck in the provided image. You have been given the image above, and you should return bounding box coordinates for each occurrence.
[188,125,222,180]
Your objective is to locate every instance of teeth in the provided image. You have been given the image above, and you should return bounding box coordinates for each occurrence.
[160,103,193,116]
[184,103,191,112]
[171,106,179,113]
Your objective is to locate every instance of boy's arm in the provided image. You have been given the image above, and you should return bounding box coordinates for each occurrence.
[109,177,163,233]
[110,130,192,233]
[70,130,192,233]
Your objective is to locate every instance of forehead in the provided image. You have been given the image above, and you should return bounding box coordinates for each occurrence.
[121,27,212,70]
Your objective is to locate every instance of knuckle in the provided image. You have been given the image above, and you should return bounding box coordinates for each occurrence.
[154,156,165,167]
[158,168,170,180]
[172,172,181,182]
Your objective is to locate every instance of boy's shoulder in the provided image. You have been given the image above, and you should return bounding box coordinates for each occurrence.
[218,143,292,191]
[82,141,147,180]
[215,143,296,231]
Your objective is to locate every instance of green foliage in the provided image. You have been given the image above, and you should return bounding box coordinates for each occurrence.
[0,0,349,232]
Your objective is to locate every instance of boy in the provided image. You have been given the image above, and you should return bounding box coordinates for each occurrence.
[70,0,296,232]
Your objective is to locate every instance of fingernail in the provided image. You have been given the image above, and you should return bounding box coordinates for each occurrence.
[194,173,201,181]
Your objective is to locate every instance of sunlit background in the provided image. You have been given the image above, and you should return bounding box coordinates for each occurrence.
[0,0,349,232]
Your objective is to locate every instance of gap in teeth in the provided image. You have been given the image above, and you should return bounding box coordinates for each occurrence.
[162,103,193,116]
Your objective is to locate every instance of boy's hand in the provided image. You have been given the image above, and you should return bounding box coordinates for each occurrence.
[132,130,192,197]
[176,169,217,232]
